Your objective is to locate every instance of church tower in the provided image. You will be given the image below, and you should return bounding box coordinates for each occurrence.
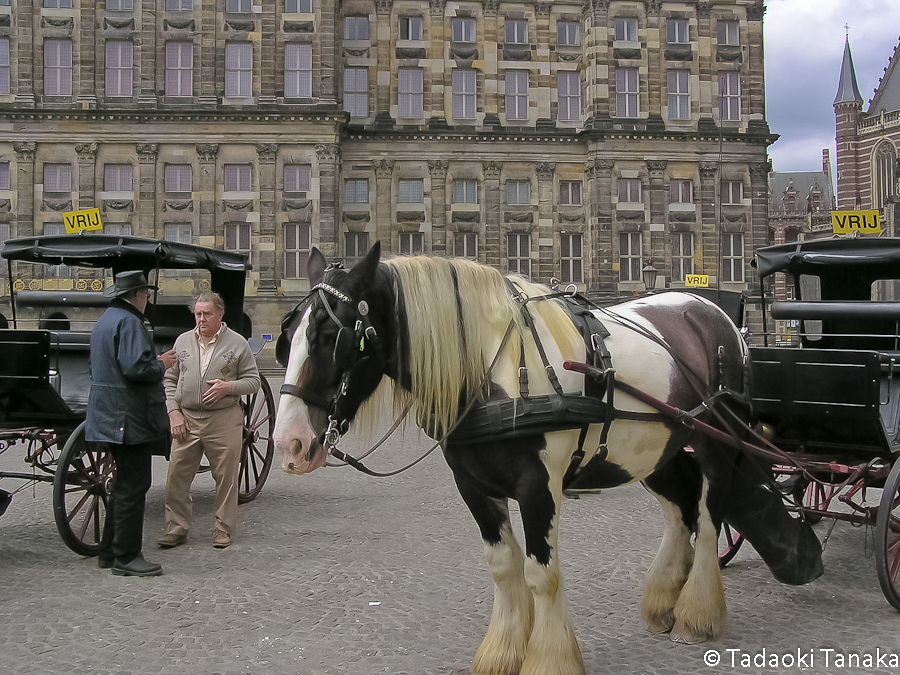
[834,35,864,210]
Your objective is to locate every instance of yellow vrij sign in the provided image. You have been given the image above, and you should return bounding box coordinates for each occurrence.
[831,210,881,234]
[685,274,709,287]
[63,208,103,234]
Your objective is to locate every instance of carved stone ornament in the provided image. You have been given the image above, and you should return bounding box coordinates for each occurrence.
[428,160,448,178]
[558,50,582,63]
[256,144,277,163]
[42,199,73,212]
[283,21,314,33]
[344,47,371,58]
[559,210,585,223]
[164,19,195,31]
[536,3,552,16]
[316,144,340,163]
[504,211,534,224]
[536,162,556,180]
[750,161,772,181]
[343,211,371,222]
[75,142,98,163]
[282,199,311,211]
[668,211,696,223]
[104,18,135,31]
[503,47,531,62]
[374,159,394,178]
[196,144,219,164]
[716,48,742,63]
[14,142,35,163]
[613,48,642,60]
[665,46,692,61]
[646,159,668,173]
[483,0,499,16]
[0,15,9,27]
[102,200,134,212]
[722,210,748,224]
[375,0,393,15]
[429,0,447,17]
[396,47,427,59]
[616,210,645,220]
[223,200,253,212]
[483,161,502,178]
[699,163,718,180]
[747,2,765,21]
[647,0,662,13]
[136,143,159,163]
[0,199,11,212]
[396,210,426,222]
[451,45,478,60]
[41,16,74,29]
[697,2,712,18]
[722,219,746,234]
[452,211,480,223]
[225,20,256,32]
[162,200,194,212]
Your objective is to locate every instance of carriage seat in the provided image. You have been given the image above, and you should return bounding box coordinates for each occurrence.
[47,331,93,416]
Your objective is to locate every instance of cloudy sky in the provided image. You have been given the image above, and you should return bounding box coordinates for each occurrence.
[765,0,900,173]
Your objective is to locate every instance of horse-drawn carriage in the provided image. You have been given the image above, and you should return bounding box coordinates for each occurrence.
[0,234,276,557]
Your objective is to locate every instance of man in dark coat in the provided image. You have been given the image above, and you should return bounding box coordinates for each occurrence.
[86,270,177,577]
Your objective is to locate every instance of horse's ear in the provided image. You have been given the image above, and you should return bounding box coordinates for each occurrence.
[308,247,327,286]
[349,241,381,281]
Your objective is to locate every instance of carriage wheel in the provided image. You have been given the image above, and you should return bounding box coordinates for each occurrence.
[875,460,900,610]
[718,522,744,568]
[800,480,834,524]
[52,422,113,556]
[238,375,275,504]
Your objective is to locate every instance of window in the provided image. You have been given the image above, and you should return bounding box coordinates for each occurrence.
[721,180,743,205]
[44,0,72,7]
[0,161,9,190]
[452,69,476,120]
[506,19,527,44]
[453,179,478,204]
[104,164,133,192]
[44,39,72,97]
[106,41,133,97]
[507,180,530,205]
[284,164,311,193]
[0,39,8,95]
[345,179,368,204]
[166,0,192,10]
[398,68,423,118]
[400,16,423,40]
[874,142,896,209]
[165,223,192,245]
[165,164,192,192]
[226,0,251,12]
[618,178,641,203]
[717,20,739,46]
[285,43,312,98]
[671,232,694,282]
[224,164,252,192]
[106,0,133,9]
[722,233,744,283]
[44,164,72,192]
[399,232,424,255]
[452,18,475,42]
[166,42,193,97]
[669,179,692,204]
[616,68,639,118]
[344,67,368,117]
[286,0,312,12]
[507,233,531,278]
[614,17,638,42]
[344,17,369,41]
[558,21,580,47]
[505,71,528,120]
[560,233,583,284]
[225,222,252,272]
[225,43,253,98]
[43,223,70,278]
[0,223,8,275]
[667,70,690,120]
[284,222,311,279]
[667,19,689,44]
[558,72,581,121]
[104,223,132,236]
[718,72,740,121]
[455,232,478,258]
[559,181,582,205]
[345,231,369,267]
[399,179,424,204]
[619,232,642,282]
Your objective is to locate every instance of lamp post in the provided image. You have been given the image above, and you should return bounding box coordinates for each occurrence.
[642,260,658,294]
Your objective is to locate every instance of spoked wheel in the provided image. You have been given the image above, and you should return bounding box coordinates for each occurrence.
[238,375,275,504]
[52,422,114,556]
[800,480,834,524]
[875,460,900,610]
[718,522,744,568]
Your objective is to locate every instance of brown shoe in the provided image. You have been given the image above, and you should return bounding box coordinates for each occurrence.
[213,532,232,549]
[157,533,187,549]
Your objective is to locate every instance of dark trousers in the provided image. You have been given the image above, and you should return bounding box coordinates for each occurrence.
[98,440,155,563]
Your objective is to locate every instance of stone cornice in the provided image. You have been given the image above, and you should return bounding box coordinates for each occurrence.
[0,108,347,125]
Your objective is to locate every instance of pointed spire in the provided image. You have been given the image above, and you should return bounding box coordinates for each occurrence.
[834,34,863,105]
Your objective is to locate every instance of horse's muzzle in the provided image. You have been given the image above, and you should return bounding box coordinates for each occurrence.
[282,437,327,475]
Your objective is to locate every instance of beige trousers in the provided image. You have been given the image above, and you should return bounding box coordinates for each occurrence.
[163,405,243,538]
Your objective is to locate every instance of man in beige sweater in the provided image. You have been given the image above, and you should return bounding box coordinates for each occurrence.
[159,292,260,549]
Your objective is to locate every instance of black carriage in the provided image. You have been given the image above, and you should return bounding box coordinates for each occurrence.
[0,234,276,556]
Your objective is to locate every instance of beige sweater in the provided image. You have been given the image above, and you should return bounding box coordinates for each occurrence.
[165,325,260,414]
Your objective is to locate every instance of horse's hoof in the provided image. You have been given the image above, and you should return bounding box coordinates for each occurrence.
[670,631,708,645]
[645,614,675,635]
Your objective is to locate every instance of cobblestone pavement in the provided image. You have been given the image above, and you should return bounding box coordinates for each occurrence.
[2,381,900,674]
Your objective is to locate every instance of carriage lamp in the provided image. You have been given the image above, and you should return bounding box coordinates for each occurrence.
[642,261,659,292]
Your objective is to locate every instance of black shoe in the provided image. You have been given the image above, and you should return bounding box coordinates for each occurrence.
[111,554,163,577]
[98,556,114,569]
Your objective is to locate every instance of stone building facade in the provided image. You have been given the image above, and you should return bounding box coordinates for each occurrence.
[0,0,772,339]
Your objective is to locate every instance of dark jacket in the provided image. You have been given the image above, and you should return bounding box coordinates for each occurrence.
[85,298,170,446]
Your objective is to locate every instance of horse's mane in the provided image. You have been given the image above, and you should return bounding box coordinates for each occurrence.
[357,255,581,437]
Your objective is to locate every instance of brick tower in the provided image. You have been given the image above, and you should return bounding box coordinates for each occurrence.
[834,35,864,210]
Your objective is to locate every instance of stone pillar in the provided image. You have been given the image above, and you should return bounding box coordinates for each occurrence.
[646,159,667,281]
[75,143,98,211]
[698,162,718,278]
[536,162,556,282]
[199,0,218,106]
[315,143,341,259]
[586,158,615,293]
[259,2,277,105]
[14,0,35,106]
[748,161,770,279]
[373,0,392,127]
[483,161,502,269]
[196,143,219,246]
[256,143,277,293]
[428,160,448,255]
[373,159,394,252]
[77,1,97,107]
[13,142,36,238]
[318,0,338,105]
[136,143,158,238]
[138,0,158,107]
[428,0,447,125]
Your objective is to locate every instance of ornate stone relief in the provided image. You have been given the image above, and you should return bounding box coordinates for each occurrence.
[283,21,314,33]
[452,211,480,222]
[374,159,394,178]
[482,161,502,178]
[75,142,98,163]
[162,200,194,212]
[536,162,556,180]
[428,160,448,178]
[396,211,426,222]
[41,17,74,29]
[396,47,427,59]
[316,144,340,163]
[14,142,35,163]
[344,47,371,58]
[747,2,765,21]
[256,144,277,163]
[225,20,255,32]
[196,144,219,164]
[504,211,534,223]
[103,18,135,31]
[136,143,159,163]
[42,199,73,212]
[102,200,134,212]
[223,200,253,212]
[343,211,370,222]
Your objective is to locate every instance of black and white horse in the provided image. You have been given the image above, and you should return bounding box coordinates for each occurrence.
[274,243,822,675]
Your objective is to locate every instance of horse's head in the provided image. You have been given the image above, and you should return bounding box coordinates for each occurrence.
[274,242,390,475]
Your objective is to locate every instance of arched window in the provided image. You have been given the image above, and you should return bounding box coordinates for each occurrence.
[873,142,896,209]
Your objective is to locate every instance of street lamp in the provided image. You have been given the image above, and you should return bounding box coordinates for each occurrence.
[642,260,658,293]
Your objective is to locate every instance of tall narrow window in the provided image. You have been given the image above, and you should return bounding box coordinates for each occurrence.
[0,38,9,95]
[225,222,252,272]
[616,68,639,118]
[507,180,530,205]
[104,223,132,236]
[874,142,897,209]
[453,179,478,204]
[560,233,583,284]
[667,70,690,120]
[44,164,72,192]
[166,41,193,97]
[505,71,528,120]
[557,21,580,46]
[718,72,740,121]
[400,16,423,40]
[284,222,311,278]
[667,19,689,44]
[454,232,478,258]
[345,232,369,267]
[398,68,423,118]
[104,164,133,192]
[671,232,694,282]
[224,164,252,192]
[344,67,368,117]
[717,20,739,46]
[165,164,192,192]
[43,223,70,277]
[44,39,73,97]
[399,232,424,255]
[225,42,253,98]
[452,69,476,120]
[345,179,369,204]
[722,233,744,282]
[452,18,475,42]
[285,43,312,98]
[614,17,638,42]
[344,17,370,41]
[669,179,693,205]
[284,164,311,193]
[558,72,581,121]
[106,41,133,98]
[559,181,582,205]
[506,19,527,44]
[165,223,192,245]
[721,180,743,205]
[286,0,312,11]
[507,233,531,278]
[399,179,424,204]
[619,232,642,282]
[0,162,9,191]
[226,0,251,12]
[618,178,641,203]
